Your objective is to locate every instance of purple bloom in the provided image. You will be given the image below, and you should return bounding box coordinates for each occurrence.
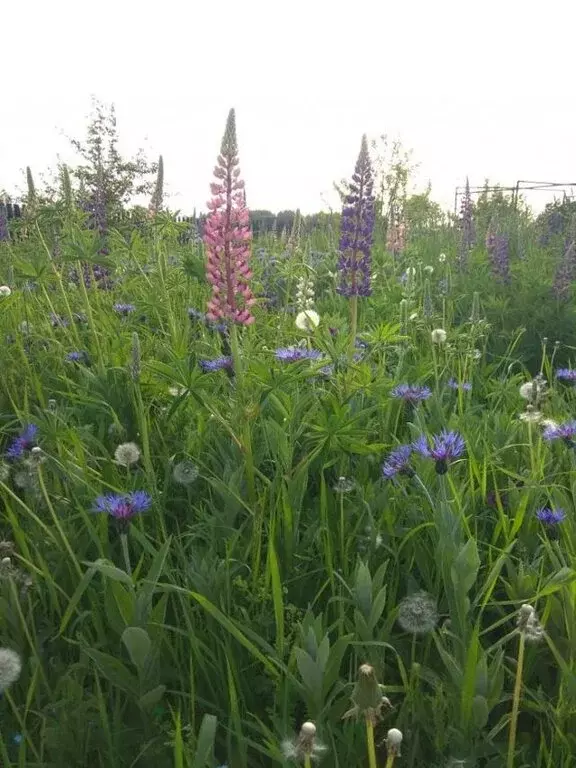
[336,135,376,298]
[536,507,566,525]
[391,384,432,403]
[448,378,472,391]
[486,229,510,284]
[553,240,576,300]
[382,445,413,479]
[113,303,136,315]
[94,491,151,527]
[6,424,38,459]
[556,368,576,382]
[275,347,323,363]
[0,203,9,242]
[413,429,466,474]
[198,356,233,372]
[188,307,206,322]
[543,420,576,444]
[65,351,88,363]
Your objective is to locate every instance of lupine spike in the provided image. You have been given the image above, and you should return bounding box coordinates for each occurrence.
[336,135,376,298]
[204,108,255,326]
[0,202,9,242]
[26,166,37,209]
[61,165,73,210]
[148,155,164,216]
[458,176,475,270]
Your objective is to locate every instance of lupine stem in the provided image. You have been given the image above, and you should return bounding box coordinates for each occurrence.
[349,294,358,360]
[366,719,378,768]
[507,630,526,768]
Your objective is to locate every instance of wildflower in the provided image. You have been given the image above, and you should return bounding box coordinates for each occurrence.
[65,351,88,364]
[540,418,559,431]
[281,721,327,764]
[385,728,403,758]
[336,135,376,298]
[113,303,136,315]
[334,476,355,493]
[519,379,546,402]
[423,265,434,275]
[536,507,566,525]
[0,285,11,297]
[391,384,432,403]
[295,309,320,331]
[188,307,207,323]
[397,592,438,634]
[343,664,392,725]
[447,378,472,391]
[382,445,414,479]
[438,252,446,263]
[296,274,315,311]
[168,386,186,397]
[517,604,544,643]
[198,356,233,372]
[431,328,447,344]
[93,492,151,530]
[6,425,38,460]
[413,429,465,474]
[458,177,475,270]
[487,233,511,284]
[274,347,322,363]
[556,368,576,382]
[0,648,22,692]
[114,442,141,467]
[172,460,199,486]
[542,419,576,446]
[204,108,255,326]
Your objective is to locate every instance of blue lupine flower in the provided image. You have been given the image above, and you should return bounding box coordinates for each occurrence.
[543,420,576,444]
[113,303,136,315]
[382,445,413,479]
[199,356,233,372]
[94,491,151,521]
[6,424,38,460]
[556,368,576,382]
[275,347,323,363]
[391,384,432,403]
[413,429,465,474]
[536,507,566,525]
[447,378,472,391]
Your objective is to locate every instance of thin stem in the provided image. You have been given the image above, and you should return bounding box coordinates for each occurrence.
[304,756,312,768]
[385,756,396,768]
[366,719,378,768]
[349,295,358,360]
[120,533,132,578]
[340,492,346,574]
[507,630,526,768]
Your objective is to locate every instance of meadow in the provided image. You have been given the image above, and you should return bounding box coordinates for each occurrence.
[1,106,576,768]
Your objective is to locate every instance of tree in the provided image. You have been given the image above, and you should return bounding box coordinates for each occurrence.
[69,98,157,221]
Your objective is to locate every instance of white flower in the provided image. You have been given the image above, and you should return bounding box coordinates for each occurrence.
[114,442,141,467]
[438,252,447,263]
[168,386,186,397]
[20,321,33,334]
[406,266,416,277]
[409,312,418,321]
[519,380,546,402]
[519,407,542,423]
[397,592,438,634]
[0,648,22,692]
[386,728,403,757]
[423,265,434,275]
[295,309,320,331]
[0,286,11,297]
[431,328,447,344]
[172,460,199,486]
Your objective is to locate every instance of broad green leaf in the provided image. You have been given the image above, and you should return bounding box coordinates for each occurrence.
[122,626,151,672]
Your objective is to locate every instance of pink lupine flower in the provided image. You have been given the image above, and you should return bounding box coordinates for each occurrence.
[204,109,255,326]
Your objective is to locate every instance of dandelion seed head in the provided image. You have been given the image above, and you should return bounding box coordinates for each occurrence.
[397,592,438,634]
[114,442,141,467]
[386,728,403,757]
[0,286,11,297]
[172,460,199,486]
[431,328,447,344]
[0,648,22,692]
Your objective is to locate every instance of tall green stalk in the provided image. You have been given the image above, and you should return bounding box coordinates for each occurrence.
[366,720,378,768]
[507,630,526,768]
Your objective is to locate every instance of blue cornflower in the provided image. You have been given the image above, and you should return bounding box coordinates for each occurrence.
[275,347,323,363]
[391,384,432,403]
[536,507,566,525]
[543,420,576,445]
[447,378,472,391]
[188,307,206,322]
[382,445,414,479]
[65,351,87,363]
[413,429,466,474]
[113,303,136,315]
[94,491,151,523]
[6,424,38,460]
[199,356,233,372]
[556,369,576,383]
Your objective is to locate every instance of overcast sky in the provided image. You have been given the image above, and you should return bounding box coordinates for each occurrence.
[2,0,575,214]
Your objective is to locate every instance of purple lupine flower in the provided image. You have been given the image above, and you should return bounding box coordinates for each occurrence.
[382,445,414,479]
[391,384,432,403]
[198,356,233,372]
[336,135,376,298]
[0,203,9,242]
[487,232,511,284]
[542,419,576,446]
[413,429,466,474]
[6,424,38,459]
[458,177,475,270]
[553,240,576,300]
[93,491,151,532]
[556,368,576,382]
[447,378,472,391]
[536,507,566,525]
[275,347,323,363]
[113,303,136,315]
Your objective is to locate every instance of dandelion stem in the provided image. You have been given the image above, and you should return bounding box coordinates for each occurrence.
[507,630,526,768]
[385,756,396,768]
[366,719,378,768]
[304,756,312,768]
